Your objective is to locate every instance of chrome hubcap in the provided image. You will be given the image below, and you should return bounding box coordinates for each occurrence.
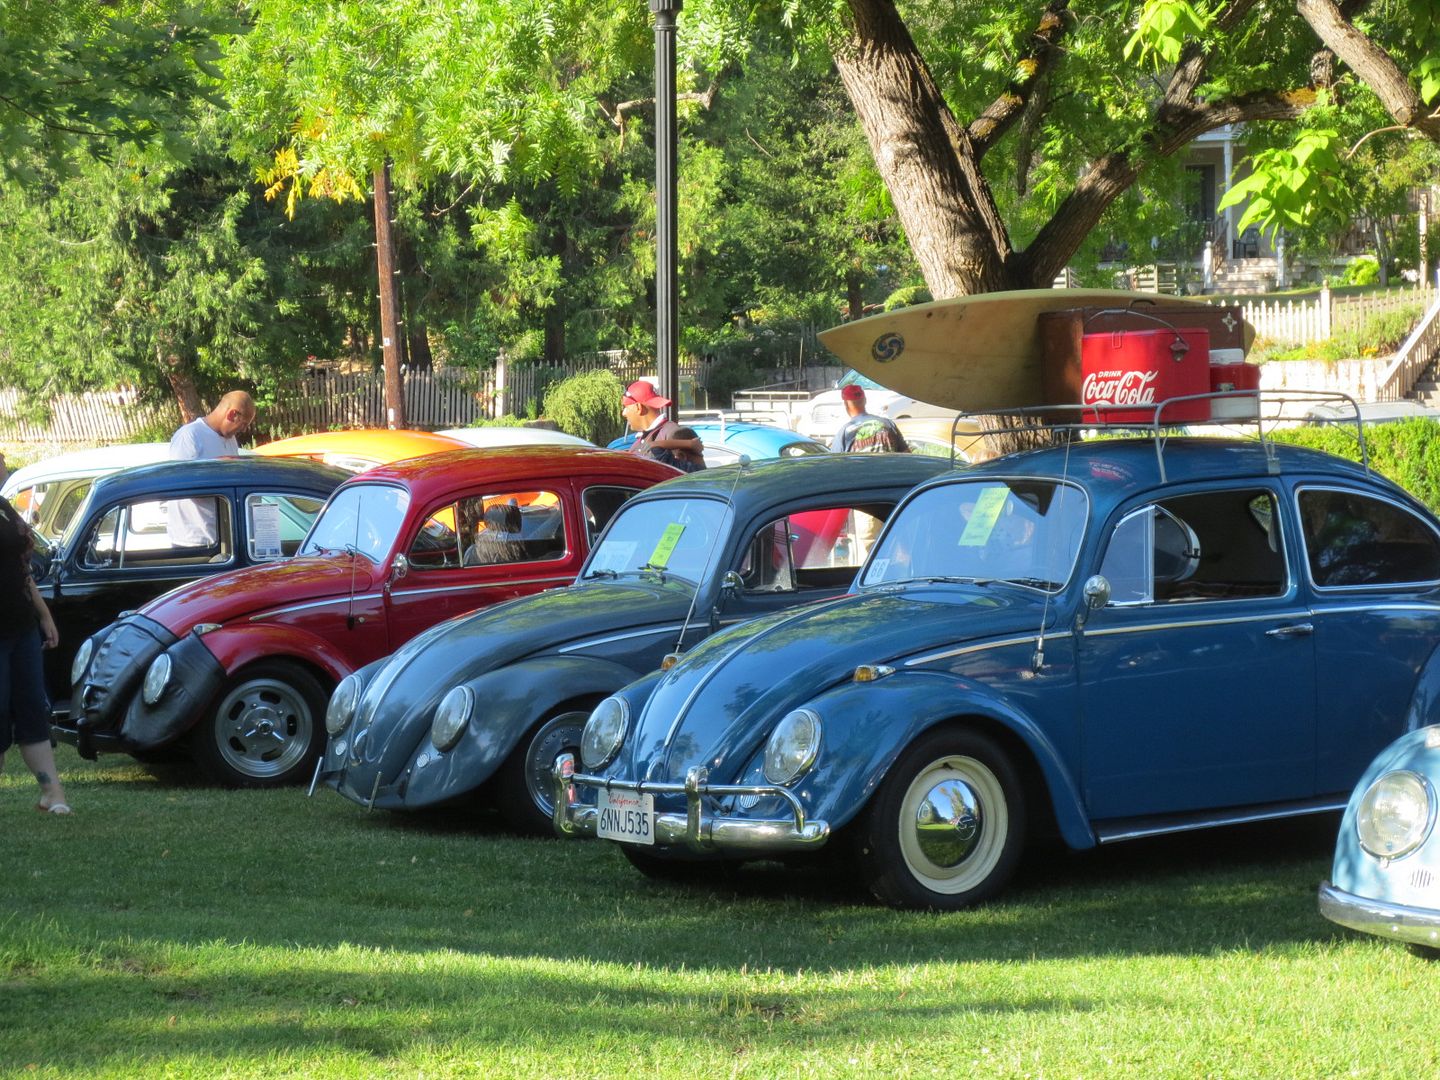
[911,778,983,869]
[214,677,313,779]
[525,713,586,814]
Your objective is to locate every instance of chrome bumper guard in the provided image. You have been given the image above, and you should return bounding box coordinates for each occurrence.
[552,754,829,853]
[1319,880,1440,949]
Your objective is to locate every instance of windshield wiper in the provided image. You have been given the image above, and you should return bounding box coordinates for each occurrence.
[582,568,618,580]
[638,562,668,582]
[1002,577,1061,591]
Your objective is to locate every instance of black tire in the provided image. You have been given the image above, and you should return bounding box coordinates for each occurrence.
[495,709,590,835]
[190,660,328,788]
[854,727,1026,910]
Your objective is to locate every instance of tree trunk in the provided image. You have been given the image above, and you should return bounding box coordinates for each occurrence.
[162,347,203,423]
[846,268,865,321]
[406,321,433,370]
[834,0,1014,298]
[372,161,407,428]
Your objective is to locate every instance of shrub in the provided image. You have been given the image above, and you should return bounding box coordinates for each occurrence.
[1268,417,1440,513]
[1340,256,1380,287]
[543,369,625,445]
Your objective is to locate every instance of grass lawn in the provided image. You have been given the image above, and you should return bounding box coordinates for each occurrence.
[0,746,1431,1078]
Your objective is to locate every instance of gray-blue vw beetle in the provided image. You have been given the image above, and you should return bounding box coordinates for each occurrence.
[1319,729,1440,955]
[317,453,950,831]
[555,437,1440,909]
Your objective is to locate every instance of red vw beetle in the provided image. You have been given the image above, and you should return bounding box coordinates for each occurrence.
[60,447,677,786]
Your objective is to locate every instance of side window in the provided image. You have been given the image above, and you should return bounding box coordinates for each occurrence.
[582,486,640,546]
[737,503,892,593]
[82,497,233,569]
[408,505,462,570]
[246,493,327,560]
[1299,488,1440,588]
[457,490,565,567]
[1098,489,1285,603]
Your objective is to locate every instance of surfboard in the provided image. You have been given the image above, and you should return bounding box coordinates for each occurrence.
[815,289,1255,412]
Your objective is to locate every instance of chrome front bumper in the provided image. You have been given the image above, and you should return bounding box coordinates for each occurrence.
[552,754,829,853]
[1319,880,1440,949]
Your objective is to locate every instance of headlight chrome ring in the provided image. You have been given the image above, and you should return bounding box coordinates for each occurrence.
[326,674,362,736]
[580,697,629,771]
[1357,770,1435,860]
[141,653,172,707]
[763,708,822,786]
[71,637,94,686]
[431,686,475,752]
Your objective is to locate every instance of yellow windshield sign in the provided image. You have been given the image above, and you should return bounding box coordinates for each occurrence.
[647,523,686,567]
[959,487,1008,546]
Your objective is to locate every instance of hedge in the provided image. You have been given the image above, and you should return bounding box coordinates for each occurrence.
[1267,417,1440,513]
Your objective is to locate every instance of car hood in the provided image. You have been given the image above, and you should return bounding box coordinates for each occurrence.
[620,585,1053,785]
[141,554,380,633]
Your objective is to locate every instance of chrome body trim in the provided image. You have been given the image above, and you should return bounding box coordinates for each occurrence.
[1080,610,1314,638]
[557,623,689,654]
[393,576,572,598]
[554,756,829,852]
[1319,881,1440,948]
[1094,798,1345,843]
[249,593,385,620]
[904,633,1065,668]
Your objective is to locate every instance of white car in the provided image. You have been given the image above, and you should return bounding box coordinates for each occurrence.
[435,427,595,448]
[2,443,173,541]
[798,371,959,445]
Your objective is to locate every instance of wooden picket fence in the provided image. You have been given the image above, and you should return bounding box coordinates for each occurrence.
[1232,284,1435,346]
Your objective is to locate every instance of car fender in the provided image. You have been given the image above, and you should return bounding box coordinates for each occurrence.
[792,671,1095,849]
[199,623,354,685]
[401,654,649,807]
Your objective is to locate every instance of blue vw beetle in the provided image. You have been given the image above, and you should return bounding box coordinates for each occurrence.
[555,437,1440,908]
[317,453,950,831]
[1319,729,1440,955]
[607,419,830,466]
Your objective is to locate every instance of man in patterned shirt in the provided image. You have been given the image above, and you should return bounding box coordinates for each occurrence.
[835,385,909,453]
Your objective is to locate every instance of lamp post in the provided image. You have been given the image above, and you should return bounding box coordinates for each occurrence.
[651,0,681,417]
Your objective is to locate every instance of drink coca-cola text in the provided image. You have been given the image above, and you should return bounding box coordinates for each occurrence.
[1082,368,1158,405]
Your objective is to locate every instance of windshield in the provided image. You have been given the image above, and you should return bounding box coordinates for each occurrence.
[838,369,884,392]
[860,478,1088,592]
[582,496,732,584]
[299,484,410,563]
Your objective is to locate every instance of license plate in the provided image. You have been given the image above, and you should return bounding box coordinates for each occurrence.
[596,788,655,846]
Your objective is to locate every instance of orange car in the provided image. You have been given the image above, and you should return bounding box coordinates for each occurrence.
[253,429,469,473]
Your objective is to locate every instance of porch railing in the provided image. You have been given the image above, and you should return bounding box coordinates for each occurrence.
[1376,291,1440,401]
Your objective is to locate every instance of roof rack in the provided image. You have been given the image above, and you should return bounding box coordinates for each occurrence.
[951,389,1368,483]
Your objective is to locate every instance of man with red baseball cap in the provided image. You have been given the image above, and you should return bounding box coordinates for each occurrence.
[621,380,704,471]
[835,383,908,454]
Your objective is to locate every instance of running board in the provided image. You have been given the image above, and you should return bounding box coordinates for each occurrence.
[1094,796,1346,844]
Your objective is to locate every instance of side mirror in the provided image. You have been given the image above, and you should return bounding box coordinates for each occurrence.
[390,553,410,582]
[720,570,744,593]
[1083,574,1111,610]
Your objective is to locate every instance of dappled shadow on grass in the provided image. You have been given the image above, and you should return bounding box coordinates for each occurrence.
[4,747,1347,975]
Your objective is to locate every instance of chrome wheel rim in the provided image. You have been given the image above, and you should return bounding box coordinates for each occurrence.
[213,676,314,780]
[896,754,1007,895]
[523,711,587,816]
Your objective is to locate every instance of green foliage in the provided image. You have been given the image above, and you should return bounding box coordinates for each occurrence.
[1269,418,1440,513]
[1217,130,1346,239]
[542,369,625,445]
[698,355,760,404]
[1123,0,1213,69]
[0,1,239,181]
[1339,256,1380,288]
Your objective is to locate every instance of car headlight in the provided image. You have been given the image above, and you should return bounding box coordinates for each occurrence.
[1357,770,1435,859]
[430,686,474,752]
[141,653,172,706]
[71,636,94,685]
[763,708,822,786]
[326,674,362,736]
[580,697,629,771]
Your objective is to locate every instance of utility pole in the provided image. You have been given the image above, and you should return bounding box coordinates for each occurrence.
[652,0,681,419]
[373,160,407,429]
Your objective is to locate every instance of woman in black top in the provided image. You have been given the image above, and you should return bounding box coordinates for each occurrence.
[0,451,69,813]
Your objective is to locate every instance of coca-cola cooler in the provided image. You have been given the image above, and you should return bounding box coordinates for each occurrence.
[1041,306,1235,424]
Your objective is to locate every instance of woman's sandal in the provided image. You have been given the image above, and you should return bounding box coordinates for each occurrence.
[35,802,72,815]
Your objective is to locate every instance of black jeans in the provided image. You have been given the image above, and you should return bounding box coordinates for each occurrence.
[0,627,50,753]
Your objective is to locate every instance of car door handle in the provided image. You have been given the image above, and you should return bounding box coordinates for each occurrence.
[1265,622,1313,638]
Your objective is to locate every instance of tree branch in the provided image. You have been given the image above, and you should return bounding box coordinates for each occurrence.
[967,0,1072,158]
[1296,0,1440,144]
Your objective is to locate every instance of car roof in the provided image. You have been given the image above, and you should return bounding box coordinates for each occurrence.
[624,451,954,509]
[84,456,350,501]
[1,442,173,496]
[951,436,1387,498]
[253,428,470,465]
[345,446,679,499]
[609,420,825,451]
[435,427,595,448]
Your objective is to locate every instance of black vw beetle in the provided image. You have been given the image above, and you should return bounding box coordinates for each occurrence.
[318,453,951,831]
